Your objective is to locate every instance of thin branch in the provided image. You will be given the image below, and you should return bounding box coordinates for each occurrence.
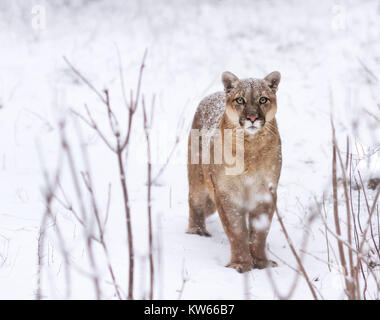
[330,111,351,299]
[270,188,318,300]
[142,95,155,300]
[63,56,107,104]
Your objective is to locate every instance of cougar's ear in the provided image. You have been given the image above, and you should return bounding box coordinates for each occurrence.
[264,71,281,93]
[222,71,239,93]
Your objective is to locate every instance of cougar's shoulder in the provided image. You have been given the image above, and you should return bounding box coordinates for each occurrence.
[191,91,225,131]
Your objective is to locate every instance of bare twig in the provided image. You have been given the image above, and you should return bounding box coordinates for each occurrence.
[334,134,355,298]
[36,135,71,300]
[63,52,148,299]
[60,121,102,299]
[270,189,318,300]
[81,172,122,300]
[330,112,352,299]
[142,95,155,300]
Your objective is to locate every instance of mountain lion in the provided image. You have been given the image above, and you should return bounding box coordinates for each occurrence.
[187,71,282,272]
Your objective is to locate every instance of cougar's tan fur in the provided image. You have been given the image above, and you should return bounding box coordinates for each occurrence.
[187,71,282,272]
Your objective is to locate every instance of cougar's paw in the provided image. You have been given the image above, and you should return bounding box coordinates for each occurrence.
[253,258,278,269]
[186,227,211,237]
[226,261,253,273]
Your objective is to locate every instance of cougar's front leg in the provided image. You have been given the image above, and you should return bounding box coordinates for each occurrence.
[187,165,212,237]
[249,199,277,269]
[187,204,211,237]
[214,191,252,273]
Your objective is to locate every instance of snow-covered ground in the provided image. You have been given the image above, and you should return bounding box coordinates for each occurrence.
[0,0,379,299]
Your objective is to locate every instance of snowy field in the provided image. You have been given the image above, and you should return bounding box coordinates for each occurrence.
[0,0,379,299]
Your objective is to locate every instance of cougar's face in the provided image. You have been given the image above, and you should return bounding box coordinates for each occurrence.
[222,71,281,135]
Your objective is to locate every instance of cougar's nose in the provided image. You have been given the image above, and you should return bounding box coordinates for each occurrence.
[247,115,258,123]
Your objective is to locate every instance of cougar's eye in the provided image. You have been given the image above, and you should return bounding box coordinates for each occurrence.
[235,97,245,104]
[259,97,268,104]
